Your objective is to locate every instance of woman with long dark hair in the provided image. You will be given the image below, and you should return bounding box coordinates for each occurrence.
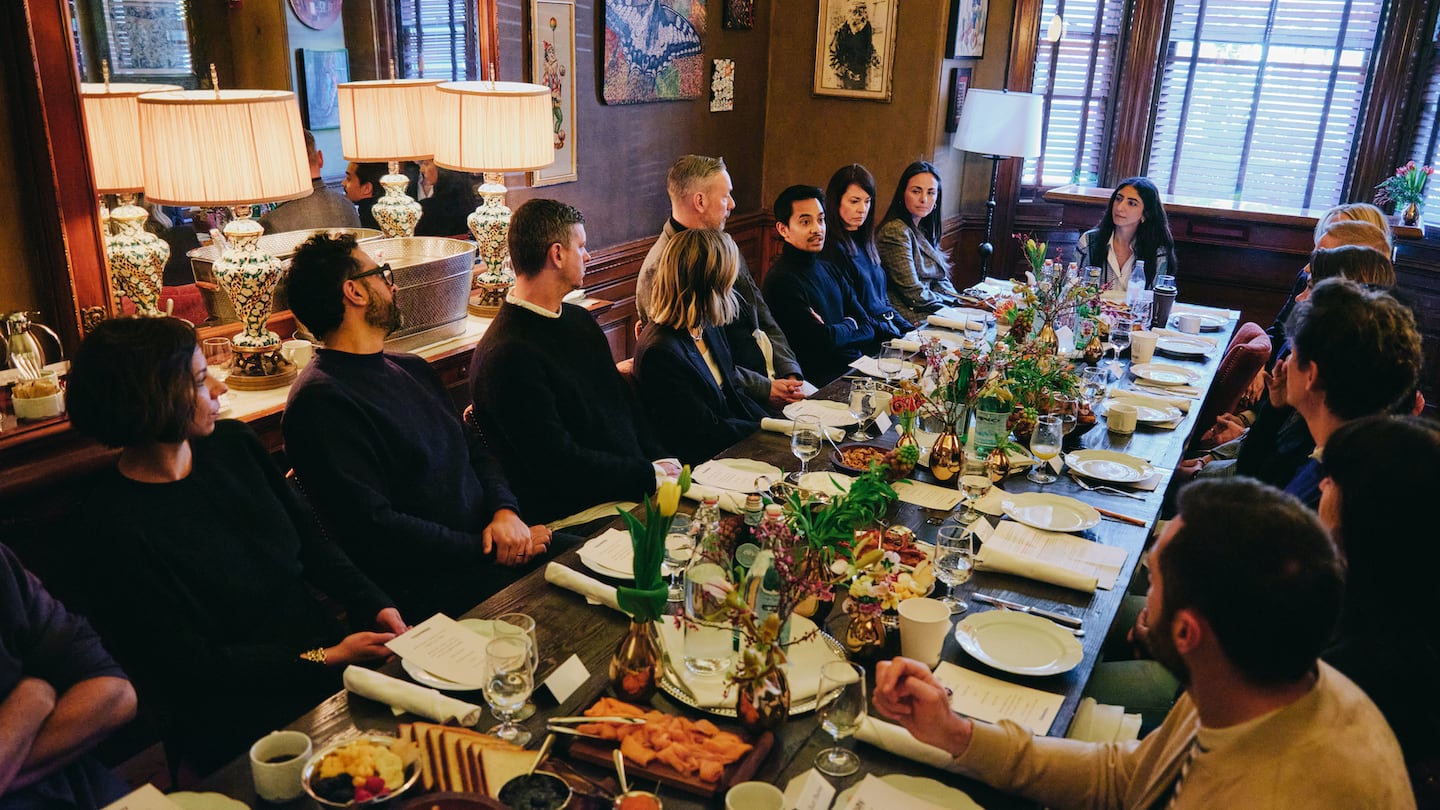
[877,161,962,324]
[822,164,911,340]
[1075,177,1176,292]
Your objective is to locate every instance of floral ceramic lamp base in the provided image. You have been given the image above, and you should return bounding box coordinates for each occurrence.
[213,208,296,390]
[373,163,422,238]
[105,196,168,317]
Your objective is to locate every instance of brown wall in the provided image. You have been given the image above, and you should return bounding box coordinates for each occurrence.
[0,38,46,315]
[496,0,771,247]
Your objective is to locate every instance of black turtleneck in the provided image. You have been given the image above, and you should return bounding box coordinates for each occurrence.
[761,243,878,384]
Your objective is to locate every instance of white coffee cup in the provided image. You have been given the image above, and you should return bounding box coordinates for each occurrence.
[1107,402,1139,434]
[1130,330,1158,364]
[282,339,314,369]
[897,597,953,668]
[725,781,784,810]
[249,730,312,802]
[1176,313,1202,334]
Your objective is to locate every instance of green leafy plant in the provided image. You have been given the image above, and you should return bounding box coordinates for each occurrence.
[615,467,690,622]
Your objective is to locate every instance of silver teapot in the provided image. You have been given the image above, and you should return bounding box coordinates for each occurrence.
[3,311,63,378]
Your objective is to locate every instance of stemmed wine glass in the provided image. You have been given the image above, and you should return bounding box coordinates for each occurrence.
[1051,394,1079,441]
[662,514,692,603]
[958,446,991,525]
[483,635,534,745]
[1028,414,1064,484]
[495,613,538,720]
[1108,315,1134,380]
[877,341,905,384]
[814,661,867,777]
[934,524,974,615]
[790,414,823,483]
[202,337,232,380]
[1081,366,1108,409]
[847,380,878,441]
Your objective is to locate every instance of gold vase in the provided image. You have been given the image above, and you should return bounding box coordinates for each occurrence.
[736,666,789,735]
[1036,321,1058,354]
[1083,333,1105,365]
[896,425,920,451]
[843,609,887,662]
[929,426,962,483]
[1404,201,1421,226]
[986,445,1012,482]
[792,548,834,621]
[609,620,663,702]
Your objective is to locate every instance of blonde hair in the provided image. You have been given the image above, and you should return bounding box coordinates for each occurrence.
[1319,220,1391,257]
[648,229,740,331]
[1314,203,1391,247]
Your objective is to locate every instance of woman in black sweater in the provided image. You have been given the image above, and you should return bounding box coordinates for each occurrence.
[65,317,405,774]
[822,164,912,341]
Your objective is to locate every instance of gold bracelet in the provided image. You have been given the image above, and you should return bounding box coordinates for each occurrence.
[300,647,327,664]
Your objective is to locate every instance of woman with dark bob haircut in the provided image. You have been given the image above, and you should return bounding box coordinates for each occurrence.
[822,164,912,340]
[877,160,963,325]
[1318,414,1440,804]
[65,317,406,773]
[1075,176,1176,292]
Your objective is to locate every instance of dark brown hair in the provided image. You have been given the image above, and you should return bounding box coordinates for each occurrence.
[67,316,199,447]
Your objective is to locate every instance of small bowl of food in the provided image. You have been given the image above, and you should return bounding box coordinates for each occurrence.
[11,375,65,421]
[496,772,573,810]
[613,790,662,810]
[302,735,421,807]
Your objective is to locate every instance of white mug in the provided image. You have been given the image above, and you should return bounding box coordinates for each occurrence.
[1176,313,1202,334]
[897,597,953,668]
[725,781,784,810]
[282,339,314,369]
[1107,402,1139,434]
[249,730,311,802]
[1130,330,1158,364]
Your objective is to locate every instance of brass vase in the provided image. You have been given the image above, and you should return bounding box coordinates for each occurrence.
[843,609,887,663]
[1083,333,1105,365]
[1035,321,1059,354]
[929,426,963,483]
[792,549,834,622]
[896,424,920,452]
[985,445,1012,482]
[1404,201,1421,227]
[736,666,790,735]
[609,620,663,702]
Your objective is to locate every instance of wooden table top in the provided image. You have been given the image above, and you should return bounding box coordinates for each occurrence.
[196,314,1236,809]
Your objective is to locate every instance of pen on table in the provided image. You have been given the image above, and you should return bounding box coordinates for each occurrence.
[1095,506,1147,526]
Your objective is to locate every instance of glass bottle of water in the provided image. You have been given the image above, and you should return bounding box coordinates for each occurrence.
[684,497,734,676]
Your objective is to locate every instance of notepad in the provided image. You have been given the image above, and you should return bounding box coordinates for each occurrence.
[934,662,1065,733]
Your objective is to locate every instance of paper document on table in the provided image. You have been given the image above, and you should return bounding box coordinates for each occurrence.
[848,356,920,380]
[934,662,1064,733]
[102,784,184,810]
[579,528,633,574]
[385,614,492,685]
[989,521,1127,590]
[893,479,963,511]
[691,458,781,492]
[840,774,953,810]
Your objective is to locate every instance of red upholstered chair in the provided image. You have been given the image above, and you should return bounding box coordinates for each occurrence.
[1189,322,1270,441]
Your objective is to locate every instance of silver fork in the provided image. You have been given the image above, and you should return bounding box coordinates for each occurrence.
[1069,473,1147,500]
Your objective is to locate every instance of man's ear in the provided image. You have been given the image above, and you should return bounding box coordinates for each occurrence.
[1172,608,1204,656]
[341,277,368,307]
[547,241,566,269]
[774,220,788,239]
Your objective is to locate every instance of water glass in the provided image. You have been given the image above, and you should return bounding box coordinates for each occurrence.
[484,635,534,745]
[1108,316,1134,378]
[663,514,693,602]
[815,662,867,777]
[1050,394,1079,436]
[202,337,233,379]
[934,524,974,615]
[847,380,878,441]
[1028,414,1064,484]
[958,447,991,525]
[1081,366,1108,407]
[877,342,905,382]
[790,414,823,482]
[495,613,538,720]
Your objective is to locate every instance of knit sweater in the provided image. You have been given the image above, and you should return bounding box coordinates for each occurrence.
[763,243,877,384]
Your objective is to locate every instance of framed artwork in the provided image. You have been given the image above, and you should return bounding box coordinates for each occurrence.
[298,49,348,131]
[813,0,897,102]
[288,0,342,30]
[947,0,988,59]
[723,0,754,30]
[946,67,971,132]
[602,0,706,104]
[710,58,734,112]
[100,0,192,77]
[530,0,578,186]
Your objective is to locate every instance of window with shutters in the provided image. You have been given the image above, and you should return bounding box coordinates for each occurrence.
[395,0,478,81]
[1406,25,1440,215]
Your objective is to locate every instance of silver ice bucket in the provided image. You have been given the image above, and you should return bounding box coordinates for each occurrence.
[188,227,384,323]
[361,237,477,352]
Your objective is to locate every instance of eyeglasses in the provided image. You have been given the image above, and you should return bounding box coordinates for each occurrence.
[350,263,394,287]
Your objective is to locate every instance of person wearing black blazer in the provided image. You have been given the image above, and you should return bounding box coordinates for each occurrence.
[634,229,767,465]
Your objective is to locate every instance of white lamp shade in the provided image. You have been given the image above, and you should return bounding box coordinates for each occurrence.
[434,81,555,172]
[80,83,182,193]
[138,89,312,207]
[953,89,1045,159]
[337,79,442,162]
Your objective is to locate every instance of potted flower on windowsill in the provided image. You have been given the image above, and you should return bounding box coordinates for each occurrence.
[1375,160,1433,226]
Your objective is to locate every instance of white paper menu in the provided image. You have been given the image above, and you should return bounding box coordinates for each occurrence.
[894,479,963,511]
[385,614,491,685]
[934,661,1065,733]
[840,774,953,810]
[989,521,1128,590]
[102,785,184,810]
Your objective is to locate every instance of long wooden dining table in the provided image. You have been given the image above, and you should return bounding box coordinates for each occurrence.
[196,309,1238,809]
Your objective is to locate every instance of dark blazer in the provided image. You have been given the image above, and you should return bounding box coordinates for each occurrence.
[633,322,767,465]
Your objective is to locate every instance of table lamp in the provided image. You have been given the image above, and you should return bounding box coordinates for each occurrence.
[336,78,442,238]
[138,84,312,389]
[953,89,1044,278]
[79,78,182,316]
[434,81,554,312]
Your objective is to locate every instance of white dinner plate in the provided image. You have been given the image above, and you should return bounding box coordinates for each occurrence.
[783,399,855,428]
[400,619,497,691]
[690,458,783,493]
[168,793,249,810]
[1129,363,1201,386]
[1064,449,1156,484]
[1168,312,1226,332]
[1101,399,1184,424]
[955,610,1084,676]
[1155,335,1213,359]
[1001,492,1101,532]
[579,530,634,580]
[834,775,983,810]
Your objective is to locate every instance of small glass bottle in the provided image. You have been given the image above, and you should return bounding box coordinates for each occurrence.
[683,497,734,676]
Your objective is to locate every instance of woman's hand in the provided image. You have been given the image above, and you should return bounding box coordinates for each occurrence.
[1265,357,1289,409]
[325,632,398,666]
[375,607,407,636]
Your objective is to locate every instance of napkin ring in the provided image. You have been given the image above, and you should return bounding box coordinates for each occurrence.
[300,647,327,665]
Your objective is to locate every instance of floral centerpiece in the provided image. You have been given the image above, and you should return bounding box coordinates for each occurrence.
[833,531,937,661]
[1010,239,1103,352]
[608,469,689,701]
[990,336,1081,440]
[1375,160,1433,225]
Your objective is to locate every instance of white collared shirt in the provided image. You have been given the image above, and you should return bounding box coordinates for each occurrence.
[504,291,562,319]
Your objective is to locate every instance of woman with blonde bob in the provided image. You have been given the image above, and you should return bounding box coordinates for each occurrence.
[634,229,768,464]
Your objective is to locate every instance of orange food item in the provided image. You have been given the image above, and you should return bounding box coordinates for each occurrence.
[617,794,661,810]
[581,700,752,784]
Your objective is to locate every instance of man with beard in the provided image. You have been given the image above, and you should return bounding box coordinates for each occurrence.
[873,478,1413,808]
[282,233,551,618]
[829,0,879,90]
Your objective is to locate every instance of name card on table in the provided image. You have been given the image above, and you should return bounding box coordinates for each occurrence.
[934,662,1064,733]
[542,654,590,704]
[386,614,491,685]
[839,774,952,810]
[874,412,893,434]
[782,768,835,810]
[102,785,185,810]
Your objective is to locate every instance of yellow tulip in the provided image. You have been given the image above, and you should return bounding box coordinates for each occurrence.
[656,480,681,517]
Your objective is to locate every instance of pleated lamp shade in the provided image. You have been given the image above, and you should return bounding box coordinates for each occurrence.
[434,81,555,172]
[138,89,312,207]
[953,89,1045,159]
[79,83,182,194]
[337,79,442,161]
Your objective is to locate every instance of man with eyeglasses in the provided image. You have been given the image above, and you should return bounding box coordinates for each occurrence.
[281,233,552,619]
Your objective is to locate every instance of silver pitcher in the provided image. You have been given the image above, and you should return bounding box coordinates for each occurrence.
[3,312,63,378]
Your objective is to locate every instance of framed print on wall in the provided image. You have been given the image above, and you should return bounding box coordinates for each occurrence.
[946,67,971,132]
[298,48,348,131]
[602,0,706,104]
[530,0,577,186]
[947,0,988,59]
[813,0,897,102]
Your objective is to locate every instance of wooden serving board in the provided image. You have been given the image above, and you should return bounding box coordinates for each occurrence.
[565,731,774,798]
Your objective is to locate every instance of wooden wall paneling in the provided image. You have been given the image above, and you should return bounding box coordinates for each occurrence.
[1392,240,1440,414]
[1344,0,1430,203]
[1107,0,1168,181]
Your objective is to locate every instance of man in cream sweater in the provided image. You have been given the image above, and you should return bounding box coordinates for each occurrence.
[875,478,1413,808]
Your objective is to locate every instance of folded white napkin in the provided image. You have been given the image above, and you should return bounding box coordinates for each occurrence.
[343,666,482,725]
[547,500,636,532]
[1133,381,1204,400]
[975,545,1099,593]
[890,338,923,353]
[761,417,845,442]
[848,356,919,380]
[544,562,621,612]
[656,616,832,709]
[1152,328,1218,348]
[682,483,748,514]
[1067,697,1143,743]
[926,314,986,332]
[855,717,954,768]
[1108,388,1191,414]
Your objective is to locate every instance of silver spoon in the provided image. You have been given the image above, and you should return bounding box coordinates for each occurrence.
[529,734,555,776]
[612,748,629,794]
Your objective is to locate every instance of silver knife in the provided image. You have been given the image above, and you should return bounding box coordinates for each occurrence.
[973,593,1084,628]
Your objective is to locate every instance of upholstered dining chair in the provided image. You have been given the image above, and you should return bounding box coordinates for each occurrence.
[1189,322,1271,441]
